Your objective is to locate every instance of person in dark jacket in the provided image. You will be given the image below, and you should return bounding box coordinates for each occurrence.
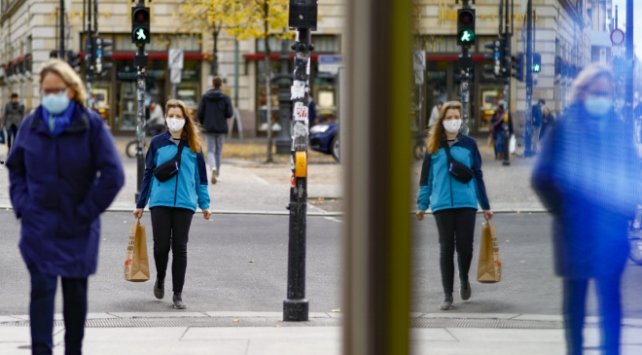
[490,102,514,160]
[531,98,545,152]
[532,64,640,355]
[416,101,493,311]
[197,76,233,184]
[2,92,26,151]
[5,59,125,355]
[135,99,211,310]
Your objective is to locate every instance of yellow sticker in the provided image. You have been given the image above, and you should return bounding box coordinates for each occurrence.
[294,151,307,177]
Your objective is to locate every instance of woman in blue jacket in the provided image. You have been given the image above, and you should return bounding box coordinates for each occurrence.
[416,101,493,310]
[134,99,211,309]
[6,59,125,354]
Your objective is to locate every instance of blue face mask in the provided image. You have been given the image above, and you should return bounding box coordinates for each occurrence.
[42,90,70,115]
[584,95,613,117]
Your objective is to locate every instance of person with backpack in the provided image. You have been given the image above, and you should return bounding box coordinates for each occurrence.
[197,76,234,184]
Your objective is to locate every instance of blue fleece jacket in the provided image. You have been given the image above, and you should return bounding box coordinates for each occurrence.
[137,132,210,211]
[417,135,490,212]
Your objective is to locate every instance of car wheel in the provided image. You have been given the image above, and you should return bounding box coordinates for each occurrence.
[125,140,138,159]
[331,136,340,162]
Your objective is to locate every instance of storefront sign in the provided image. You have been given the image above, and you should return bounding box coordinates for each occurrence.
[319,55,342,75]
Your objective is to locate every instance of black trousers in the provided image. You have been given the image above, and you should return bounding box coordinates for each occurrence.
[150,207,194,294]
[30,272,87,355]
[433,208,477,294]
[563,276,622,355]
[7,124,18,151]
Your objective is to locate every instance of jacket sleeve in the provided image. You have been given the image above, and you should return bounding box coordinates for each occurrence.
[531,120,562,213]
[76,118,126,222]
[226,97,234,119]
[136,140,157,209]
[5,125,28,218]
[195,151,211,210]
[471,143,491,210]
[197,97,206,125]
[416,154,433,211]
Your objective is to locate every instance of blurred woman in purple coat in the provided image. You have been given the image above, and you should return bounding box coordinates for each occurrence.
[5,59,125,355]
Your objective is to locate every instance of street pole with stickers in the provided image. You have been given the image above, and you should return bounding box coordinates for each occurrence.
[283,0,317,322]
[131,1,150,201]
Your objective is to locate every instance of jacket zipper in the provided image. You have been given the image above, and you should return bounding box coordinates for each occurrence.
[445,148,454,208]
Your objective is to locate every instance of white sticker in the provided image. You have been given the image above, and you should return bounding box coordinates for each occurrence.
[294,102,309,121]
[291,81,306,100]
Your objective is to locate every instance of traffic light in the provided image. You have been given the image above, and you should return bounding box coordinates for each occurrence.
[131,5,150,44]
[84,35,95,71]
[511,52,524,82]
[66,51,82,71]
[95,37,113,75]
[457,8,476,46]
[288,0,318,30]
[483,39,502,78]
[532,52,541,73]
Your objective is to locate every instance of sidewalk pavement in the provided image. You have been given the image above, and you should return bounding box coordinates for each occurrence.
[0,135,543,214]
[1,312,642,354]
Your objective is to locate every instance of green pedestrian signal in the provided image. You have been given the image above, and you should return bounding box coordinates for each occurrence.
[131,5,150,44]
[459,29,475,45]
[135,28,148,41]
[457,8,476,46]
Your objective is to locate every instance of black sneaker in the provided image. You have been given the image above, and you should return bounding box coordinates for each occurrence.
[153,279,164,300]
[440,294,454,311]
[460,280,472,301]
[173,293,186,310]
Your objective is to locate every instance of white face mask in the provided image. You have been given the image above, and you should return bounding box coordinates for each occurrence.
[443,119,462,134]
[166,118,186,132]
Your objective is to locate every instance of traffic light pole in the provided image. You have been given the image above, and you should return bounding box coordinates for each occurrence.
[501,0,512,166]
[625,0,634,122]
[135,44,147,202]
[283,27,312,322]
[458,0,474,134]
[524,0,534,157]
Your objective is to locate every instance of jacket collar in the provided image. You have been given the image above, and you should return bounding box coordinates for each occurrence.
[30,105,89,135]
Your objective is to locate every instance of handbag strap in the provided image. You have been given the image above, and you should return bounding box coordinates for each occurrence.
[175,140,186,166]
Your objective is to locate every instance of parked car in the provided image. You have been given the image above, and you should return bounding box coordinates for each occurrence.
[309,121,340,162]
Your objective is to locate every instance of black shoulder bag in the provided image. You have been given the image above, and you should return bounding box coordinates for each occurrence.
[443,141,474,183]
[154,141,185,182]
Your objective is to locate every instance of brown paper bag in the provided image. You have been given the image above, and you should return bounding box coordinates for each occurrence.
[124,219,150,282]
[477,220,501,283]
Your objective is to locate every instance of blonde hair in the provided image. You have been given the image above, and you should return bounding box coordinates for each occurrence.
[569,63,614,103]
[165,99,204,153]
[426,100,462,154]
[39,59,87,104]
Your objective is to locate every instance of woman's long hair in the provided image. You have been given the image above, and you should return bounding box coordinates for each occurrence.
[426,101,462,154]
[164,99,203,153]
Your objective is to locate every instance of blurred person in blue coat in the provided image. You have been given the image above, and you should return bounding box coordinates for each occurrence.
[5,59,125,355]
[134,99,211,310]
[532,63,641,355]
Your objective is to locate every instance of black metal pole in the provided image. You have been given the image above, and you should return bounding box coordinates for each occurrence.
[59,0,65,58]
[283,27,312,322]
[502,0,511,166]
[276,38,293,154]
[134,0,147,202]
[459,0,472,134]
[625,0,634,122]
[524,0,534,157]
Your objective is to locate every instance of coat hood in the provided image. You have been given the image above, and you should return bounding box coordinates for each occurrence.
[203,89,226,102]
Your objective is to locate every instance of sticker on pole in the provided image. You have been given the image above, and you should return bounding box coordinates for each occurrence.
[293,102,309,122]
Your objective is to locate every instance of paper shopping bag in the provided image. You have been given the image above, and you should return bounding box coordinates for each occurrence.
[477,220,502,283]
[124,219,150,282]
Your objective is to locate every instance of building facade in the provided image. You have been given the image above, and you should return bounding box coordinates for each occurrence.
[0,0,344,135]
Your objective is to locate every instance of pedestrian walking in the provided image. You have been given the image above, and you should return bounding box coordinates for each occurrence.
[134,99,212,310]
[539,105,555,141]
[532,64,640,355]
[2,92,25,151]
[197,76,233,184]
[531,99,545,152]
[490,102,513,160]
[416,100,493,311]
[5,59,125,355]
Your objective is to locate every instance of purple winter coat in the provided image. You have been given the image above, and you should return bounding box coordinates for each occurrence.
[5,104,125,278]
